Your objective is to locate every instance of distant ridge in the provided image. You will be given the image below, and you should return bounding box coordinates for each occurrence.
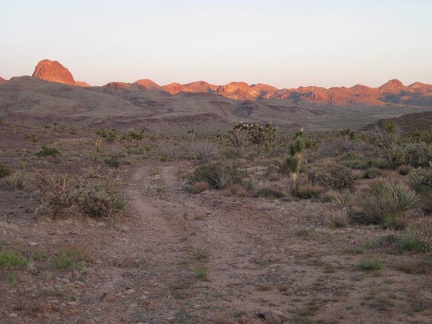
[20,59,432,107]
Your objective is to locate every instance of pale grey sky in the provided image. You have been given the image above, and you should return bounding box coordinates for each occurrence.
[1,0,431,88]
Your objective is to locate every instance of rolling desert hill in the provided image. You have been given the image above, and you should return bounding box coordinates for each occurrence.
[1,59,432,133]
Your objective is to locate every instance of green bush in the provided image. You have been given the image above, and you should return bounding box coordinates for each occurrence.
[35,146,60,157]
[358,257,383,271]
[360,180,421,228]
[0,163,12,178]
[308,164,354,191]
[104,155,120,168]
[52,247,90,270]
[0,250,28,269]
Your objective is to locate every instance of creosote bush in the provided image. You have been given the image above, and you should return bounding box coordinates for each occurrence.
[308,164,354,191]
[190,162,246,190]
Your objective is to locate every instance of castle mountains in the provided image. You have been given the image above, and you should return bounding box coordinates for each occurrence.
[27,59,432,107]
[1,59,431,133]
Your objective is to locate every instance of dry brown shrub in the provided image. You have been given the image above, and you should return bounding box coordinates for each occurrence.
[190,181,209,194]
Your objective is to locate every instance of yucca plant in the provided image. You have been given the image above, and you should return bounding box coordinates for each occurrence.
[285,129,305,196]
[360,180,421,229]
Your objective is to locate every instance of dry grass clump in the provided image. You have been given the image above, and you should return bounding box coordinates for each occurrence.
[297,184,324,199]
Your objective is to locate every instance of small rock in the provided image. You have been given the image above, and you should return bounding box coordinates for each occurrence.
[120,258,138,268]
[9,313,18,318]
[100,293,116,302]
[125,288,135,294]
[120,225,130,233]
[257,310,287,324]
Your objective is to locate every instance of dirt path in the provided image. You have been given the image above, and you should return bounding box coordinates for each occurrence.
[2,161,432,323]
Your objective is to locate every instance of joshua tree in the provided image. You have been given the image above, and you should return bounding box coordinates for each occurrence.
[285,128,305,196]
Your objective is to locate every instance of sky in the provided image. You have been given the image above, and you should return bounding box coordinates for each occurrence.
[1,0,432,89]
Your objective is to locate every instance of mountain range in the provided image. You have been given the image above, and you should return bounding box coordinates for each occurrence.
[28,59,432,107]
[0,59,431,133]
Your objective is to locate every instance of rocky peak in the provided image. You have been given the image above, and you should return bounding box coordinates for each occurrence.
[32,59,76,85]
[379,79,405,94]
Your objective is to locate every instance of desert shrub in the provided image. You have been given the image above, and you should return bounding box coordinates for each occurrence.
[190,181,209,194]
[34,168,126,219]
[52,247,90,269]
[0,250,28,269]
[397,165,411,176]
[379,224,432,253]
[0,163,12,178]
[95,128,118,143]
[386,142,432,168]
[363,168,382,179]
[24,133,39,143]
[341,158,370,170]
[317,138,374,158]
[127,131,144,140]
[326,208,349,228]
[411,166,432,213]
[297,184,324,199]
[254,187,285,199]
[125,145,146,155]
[358,257,383,271]
[75,168,127,218]
[104,155,120,168]
[35,146,60,157]
[410,165,432,193]
[359,180,421,228]
[189,141,218,162]
[34,171,78,219]
[190,163,246,189]
[325,192,355,228]
[307,164,354,191]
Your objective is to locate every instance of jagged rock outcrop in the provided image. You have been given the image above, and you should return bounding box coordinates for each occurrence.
[32,59,76,85]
